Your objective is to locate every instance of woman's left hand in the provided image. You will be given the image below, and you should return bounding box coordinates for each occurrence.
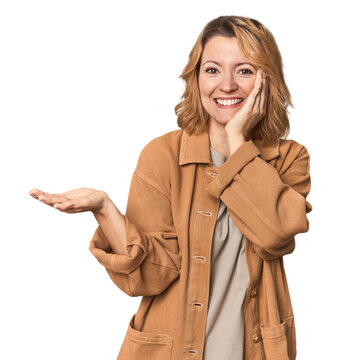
[225,69,267,138]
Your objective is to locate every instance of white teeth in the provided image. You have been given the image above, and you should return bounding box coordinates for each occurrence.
[216,98,243,105]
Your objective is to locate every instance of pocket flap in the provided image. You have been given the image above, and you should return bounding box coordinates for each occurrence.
[128,314,173,348]
[260,319,291,360]
[260,320,287,339]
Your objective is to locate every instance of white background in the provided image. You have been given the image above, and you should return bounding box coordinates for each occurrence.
[1,0,339,359]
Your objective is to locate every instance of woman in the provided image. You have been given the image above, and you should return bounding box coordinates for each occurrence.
[29,15,312,360]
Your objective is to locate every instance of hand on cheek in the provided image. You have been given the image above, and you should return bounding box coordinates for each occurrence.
[225,69,267,139]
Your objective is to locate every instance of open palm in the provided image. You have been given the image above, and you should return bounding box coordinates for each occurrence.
[28,187,108,214]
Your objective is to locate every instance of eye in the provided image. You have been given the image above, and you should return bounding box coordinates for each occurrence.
[239,69,253,75]
[205,67,219,74]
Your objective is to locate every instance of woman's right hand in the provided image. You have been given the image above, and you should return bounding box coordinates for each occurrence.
[28,187,109,214]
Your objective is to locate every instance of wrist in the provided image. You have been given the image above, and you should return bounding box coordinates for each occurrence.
[227,133,246,155]
[92,192,111,217]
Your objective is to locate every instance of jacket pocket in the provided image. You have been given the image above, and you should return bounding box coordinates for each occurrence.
[260,315,295,360]
[127,314,173,360]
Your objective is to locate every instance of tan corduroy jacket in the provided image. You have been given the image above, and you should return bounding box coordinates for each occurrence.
[89,127,312,360]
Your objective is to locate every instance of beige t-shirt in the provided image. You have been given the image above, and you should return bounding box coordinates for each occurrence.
[203,146,250,360]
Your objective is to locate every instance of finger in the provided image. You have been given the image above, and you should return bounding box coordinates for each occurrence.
[252,74,265,118]
[29,188,43,199]
[53,200,75,211]
[30,190,54,203]
[38,192,64,201]
[39,193,68,206]
[255,68,263,87]
[256,74,264,103]
[259,75,267,115]
[247,76,262,113]
[35,190,51,200]
[253,87,261,116]
[249,74,263,102]
[54,198,87,212]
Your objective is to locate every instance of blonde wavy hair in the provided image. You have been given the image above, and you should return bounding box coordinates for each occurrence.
[175,15,292,145]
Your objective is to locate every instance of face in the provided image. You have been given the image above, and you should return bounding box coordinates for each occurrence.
[198,35,258,127]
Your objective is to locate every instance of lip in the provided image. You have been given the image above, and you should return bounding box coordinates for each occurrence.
[213,98,244,109]
[214,97,244,100]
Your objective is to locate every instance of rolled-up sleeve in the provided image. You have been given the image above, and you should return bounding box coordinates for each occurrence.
[89,146,181,297]
[206,140,312,261]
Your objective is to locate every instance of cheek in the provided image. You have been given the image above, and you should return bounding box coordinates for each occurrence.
[198,77,215,96]
[244,79,257,96]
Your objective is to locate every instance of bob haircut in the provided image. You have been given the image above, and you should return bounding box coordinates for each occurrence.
[175,15,293,145]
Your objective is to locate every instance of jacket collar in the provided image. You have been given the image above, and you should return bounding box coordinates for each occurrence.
[179,128,280,166]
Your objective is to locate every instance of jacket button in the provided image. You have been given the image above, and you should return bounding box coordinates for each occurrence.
[252,332,261,343]
[184,349,198,354]
[251,288,257,296]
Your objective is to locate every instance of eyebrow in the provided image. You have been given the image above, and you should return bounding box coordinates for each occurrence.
[202,60,256,68]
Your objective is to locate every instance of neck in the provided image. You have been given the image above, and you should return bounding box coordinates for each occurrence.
[208,119,231,158]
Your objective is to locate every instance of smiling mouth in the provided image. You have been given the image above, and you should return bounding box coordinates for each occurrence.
[214,98,244,108]
[214,98,244,105]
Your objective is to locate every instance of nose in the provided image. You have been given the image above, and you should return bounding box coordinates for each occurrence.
[219,73,238,93]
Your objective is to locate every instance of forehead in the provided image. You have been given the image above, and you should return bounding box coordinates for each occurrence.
[202,35,245,62]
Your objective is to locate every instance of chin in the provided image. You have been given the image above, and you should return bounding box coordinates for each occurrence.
[210,116,232,126]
